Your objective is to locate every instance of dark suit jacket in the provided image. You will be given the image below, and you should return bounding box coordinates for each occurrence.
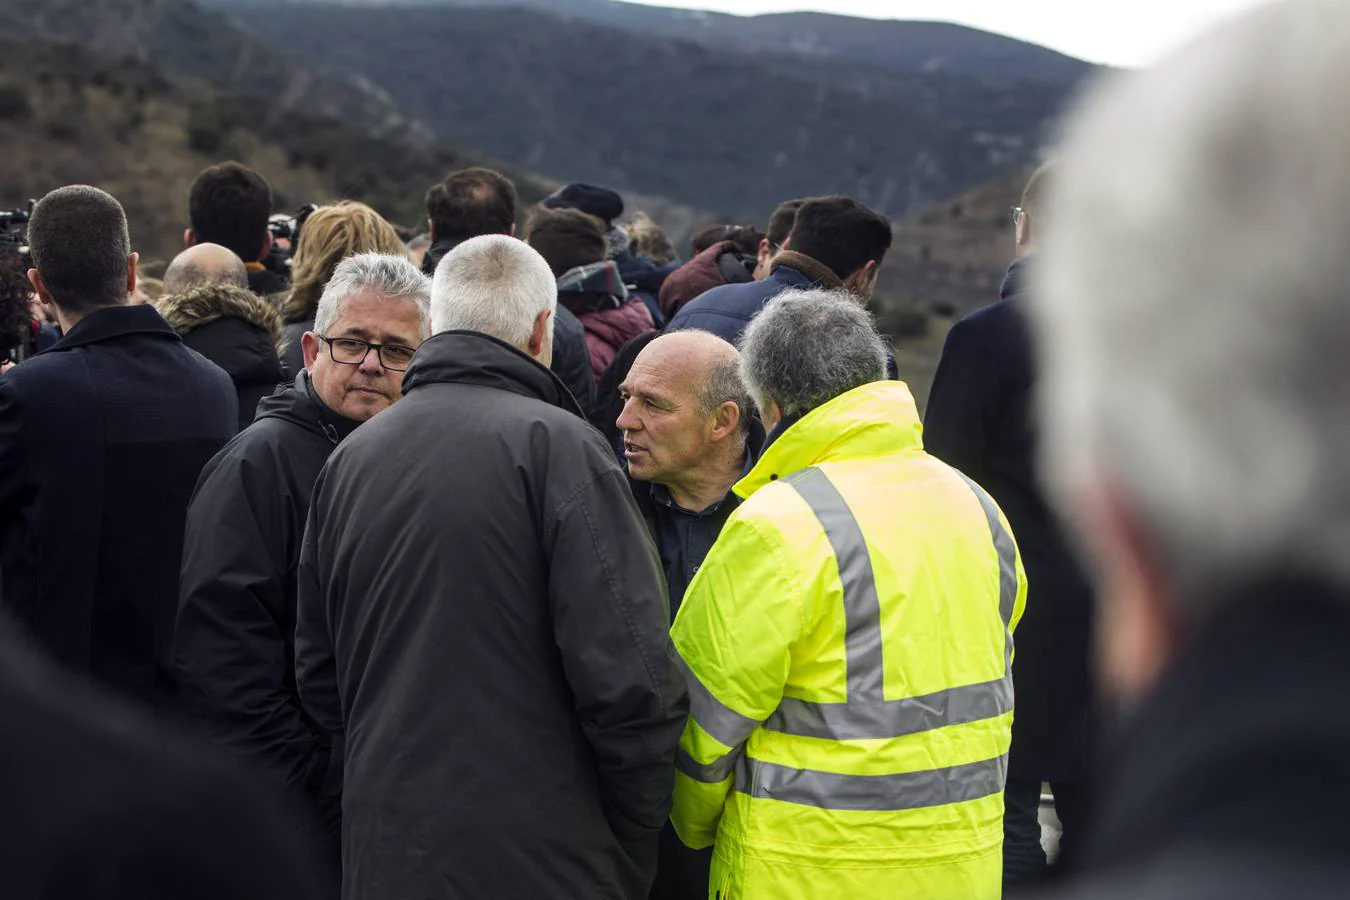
[0,616,330,899]
[0,304,237,713]
[924,256,1094,781]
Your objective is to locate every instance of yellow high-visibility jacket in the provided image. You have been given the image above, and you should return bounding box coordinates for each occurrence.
[670,380,1027,899]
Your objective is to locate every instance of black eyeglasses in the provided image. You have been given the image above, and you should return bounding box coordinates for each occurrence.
[317,335,417,371]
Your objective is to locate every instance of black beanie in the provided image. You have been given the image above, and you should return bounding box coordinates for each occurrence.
[541,183,625,225]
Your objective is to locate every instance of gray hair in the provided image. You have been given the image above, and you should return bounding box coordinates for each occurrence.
[1032,0,1350,614]
[431,235,557,347]
[739,289,886,419]
[698,352,753,438]
[314,252,431,338]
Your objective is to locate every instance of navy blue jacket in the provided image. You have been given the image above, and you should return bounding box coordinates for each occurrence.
[924,256,1094,781]
[666,263,816,347]
[0,304,237,713]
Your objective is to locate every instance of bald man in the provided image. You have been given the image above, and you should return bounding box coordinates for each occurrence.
[617,330,758,612]
[163,243,249,295]
[615,330,753,900]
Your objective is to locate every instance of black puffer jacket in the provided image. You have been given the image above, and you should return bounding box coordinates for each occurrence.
[157,285,287,432]
[175,372,359,854]
[553,303,596,416]
[295,330,687,900]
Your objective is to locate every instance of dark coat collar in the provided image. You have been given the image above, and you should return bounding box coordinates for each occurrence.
[45,304,179,353]
[1000,253,1034,302]
[1082,577,1350,875]
[401,330,583,417]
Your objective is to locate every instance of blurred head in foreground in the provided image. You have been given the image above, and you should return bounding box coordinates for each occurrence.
[1033,0,1350,701]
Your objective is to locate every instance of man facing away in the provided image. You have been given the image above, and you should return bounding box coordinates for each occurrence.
[670,289,1025,898]
[295,235,686,900]
[666,196,891,349]
[0,185,237,713]
[424,166,595,414]
[175,253,429,859]
[187,161,289,297]
[1029,1,1350,896]
[925,162,1094,884]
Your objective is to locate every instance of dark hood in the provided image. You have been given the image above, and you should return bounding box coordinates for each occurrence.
[1000,254,1034,302]
[401,330,583,418]
[557,261,628,315]
[254,370,362,445]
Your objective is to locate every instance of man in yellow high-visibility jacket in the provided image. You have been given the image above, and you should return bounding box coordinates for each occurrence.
[670,289,1027,899]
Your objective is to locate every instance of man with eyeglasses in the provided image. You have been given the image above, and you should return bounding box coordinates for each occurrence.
[924,162,1095,887]
[174,252,430,869]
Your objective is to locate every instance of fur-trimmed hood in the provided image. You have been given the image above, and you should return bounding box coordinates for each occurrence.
[156,284,285,359]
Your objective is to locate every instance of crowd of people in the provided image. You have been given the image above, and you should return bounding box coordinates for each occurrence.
[2,1,1349,897]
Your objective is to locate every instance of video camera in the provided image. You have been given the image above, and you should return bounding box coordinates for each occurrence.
[0,200,34,269]
[264,203,318,276]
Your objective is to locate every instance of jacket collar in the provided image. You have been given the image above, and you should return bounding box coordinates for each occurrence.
[736,380,924,498]
[45,303,179,353]
[1083,578,1350,874]
[298,370,363,444]
[401,330,583,417]
[770,251,844,291]
[1000,253,1034,302]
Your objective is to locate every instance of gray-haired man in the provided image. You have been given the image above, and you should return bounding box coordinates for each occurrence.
[174,252,430,862]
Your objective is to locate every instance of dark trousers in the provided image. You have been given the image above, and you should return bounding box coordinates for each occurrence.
[650,822,713,900]
[1004,777,1085,889]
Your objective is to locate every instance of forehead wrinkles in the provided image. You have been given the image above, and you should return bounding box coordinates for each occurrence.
[625,352,701,404]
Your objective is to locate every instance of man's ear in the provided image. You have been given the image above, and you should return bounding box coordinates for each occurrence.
[527,308,553,359]
[126,252,139,296]
[756,238,772,266]
[844,260,879,300]
[509,222,517,238]
[28,268,51,307]
[427,218,437,243]
[184,228,196,249]
[710,400,742,443]
[259,232,274,264]
[1016,212,1033,250]
[301,331,320,373]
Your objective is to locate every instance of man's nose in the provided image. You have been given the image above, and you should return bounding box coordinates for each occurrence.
[615,397,640,433]
[358,347,384,374]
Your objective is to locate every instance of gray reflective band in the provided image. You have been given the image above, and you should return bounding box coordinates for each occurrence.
[675,744,741,784]
[737,754,1008,812]
[954,472,1018,630]
[756,468,1019,742]
[676,654,760,750]
[785,468,885,702]
[764,675,1013,740]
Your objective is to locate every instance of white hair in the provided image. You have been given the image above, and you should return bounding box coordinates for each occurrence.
[314,252,431,338]
[431,235,557,348]
[1032,0,1350,614]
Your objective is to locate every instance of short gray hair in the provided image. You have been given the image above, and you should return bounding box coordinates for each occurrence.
[698,353,752,438]
[431,235,557,347]
[739,289,886,419]
[1032,0,1350,613]
[314,252,431,338]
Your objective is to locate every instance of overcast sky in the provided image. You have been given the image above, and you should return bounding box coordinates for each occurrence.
[619,0,1275,67]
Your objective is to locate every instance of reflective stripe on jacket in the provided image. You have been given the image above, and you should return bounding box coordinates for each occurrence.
[670,380,1027,899]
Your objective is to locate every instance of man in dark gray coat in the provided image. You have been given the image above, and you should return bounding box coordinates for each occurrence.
[296,234,687,900]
